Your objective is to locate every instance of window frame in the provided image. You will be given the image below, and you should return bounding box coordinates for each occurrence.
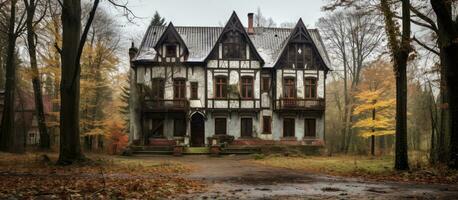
[304,77,317,99]
[240,76,254,99]
[173,78,186,99]
[240,118,253,138]
[214,118,227,135]
[283,118,295,138]
[151,78,165,99]
[222,31,246,60]
[261,76,270,93]
[283,77,296,99]
[262,116,272,134]
[304,118,316,138]
[190,82,198,100]
[214,76,228,99]
[165,44,177,58]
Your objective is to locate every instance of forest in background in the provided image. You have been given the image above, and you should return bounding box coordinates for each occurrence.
[0,0,456,171]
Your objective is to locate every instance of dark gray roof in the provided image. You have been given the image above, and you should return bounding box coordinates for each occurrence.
[136,26,331,68]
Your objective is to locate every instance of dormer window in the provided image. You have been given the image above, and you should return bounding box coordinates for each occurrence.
[166,44,177,57]
[286,43,312,69]
[222,31,246,59]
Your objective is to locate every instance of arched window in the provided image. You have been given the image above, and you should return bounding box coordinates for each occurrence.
[240,76,254,99]
[304,77,317,99]
[215,76,228,98]
[222,31,246,59]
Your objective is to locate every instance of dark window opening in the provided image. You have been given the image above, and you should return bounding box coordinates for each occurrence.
[215,118,227,135]
[173,79,186,99]
[286,43,313,68]
[150,119,164,138]
[283,118,295,137]
[261,77,270,93]
[241,118,253,138]
[151,78,165,99]
[262,116,272,134]
[215,76,227,98]
[241,76,254,99]
[222,31,246,59]
[174,118,186,137]
[191,82,198,99]
[304,78,317,99]
[166,44,177,57]
[304,119,316,137]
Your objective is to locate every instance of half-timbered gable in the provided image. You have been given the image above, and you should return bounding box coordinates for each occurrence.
[130,12,331,147]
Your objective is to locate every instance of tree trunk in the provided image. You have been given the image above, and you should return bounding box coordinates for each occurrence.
[58,0,84,164]
[430,0,458,169]
[25,0,50,149]
[0,0,18,153]
[371,107,375,156]
[394,54,409,170]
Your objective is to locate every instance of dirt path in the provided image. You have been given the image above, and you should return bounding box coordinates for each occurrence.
[128,155,458,199]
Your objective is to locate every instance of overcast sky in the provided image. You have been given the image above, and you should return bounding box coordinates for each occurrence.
[103,0,328,70]
[105,0,327,41]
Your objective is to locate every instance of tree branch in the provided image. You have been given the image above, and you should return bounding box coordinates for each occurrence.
[413,36,439,55]
[409,4,437,32]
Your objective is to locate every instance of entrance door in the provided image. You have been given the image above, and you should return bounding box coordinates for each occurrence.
[190,114,205,147]
[241,118,253,138]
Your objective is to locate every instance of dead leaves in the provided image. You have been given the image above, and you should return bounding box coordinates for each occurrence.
[0,153,205,199]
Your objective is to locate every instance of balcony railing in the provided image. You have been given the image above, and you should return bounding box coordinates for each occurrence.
[142,99,189,112]
[274,98,325,111]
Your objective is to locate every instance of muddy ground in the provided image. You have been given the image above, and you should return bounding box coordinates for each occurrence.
[127,155,458,199]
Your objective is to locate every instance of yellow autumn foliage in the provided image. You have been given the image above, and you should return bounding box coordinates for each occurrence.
[353,60,396,138]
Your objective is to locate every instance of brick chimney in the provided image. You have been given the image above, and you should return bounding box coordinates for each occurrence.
[247,13,254,35]
[128,42,138,62]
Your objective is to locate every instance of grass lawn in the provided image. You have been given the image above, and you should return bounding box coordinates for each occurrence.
[0,152,204,199]
[252,154,458,184]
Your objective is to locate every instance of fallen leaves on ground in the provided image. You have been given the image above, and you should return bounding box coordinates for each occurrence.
[251,155,458,184]
[0,153,205,199]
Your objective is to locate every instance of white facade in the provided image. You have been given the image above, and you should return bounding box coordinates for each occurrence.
[131,12,330,146]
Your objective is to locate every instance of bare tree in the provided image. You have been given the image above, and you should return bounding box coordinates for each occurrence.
[254,7,276,28]
[317,9,384,153]
[23,0,50,149]
[0,0,27,153]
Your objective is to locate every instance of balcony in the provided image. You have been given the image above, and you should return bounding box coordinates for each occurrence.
[274,98,325,111]
[142,99,189,112]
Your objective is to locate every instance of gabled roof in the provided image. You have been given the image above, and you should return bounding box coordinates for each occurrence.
[203,11,264,65]
[134,13,331,70]
[153,22,189,56]
[272,19,331,70]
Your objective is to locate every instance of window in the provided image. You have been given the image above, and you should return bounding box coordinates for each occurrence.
[215,118,227,135]
[215,76,227,98]
[241,76,253,99]
[283,78,296,98]
[150,119,164,138]
[261,77,270,93]
[241,118,253,138]
[304,78,317,99]
[262,116,272,134]
[191,82,198,99]
[286,43,312,68]
[304,119,316,137]
[151,78,165,99]
[283,118,295,137]
[166,44,177,57]
[174,118,186,137]
[173,79,186,99]
[222,31,246,59]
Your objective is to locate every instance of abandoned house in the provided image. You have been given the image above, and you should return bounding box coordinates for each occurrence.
[128,12,331,149]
